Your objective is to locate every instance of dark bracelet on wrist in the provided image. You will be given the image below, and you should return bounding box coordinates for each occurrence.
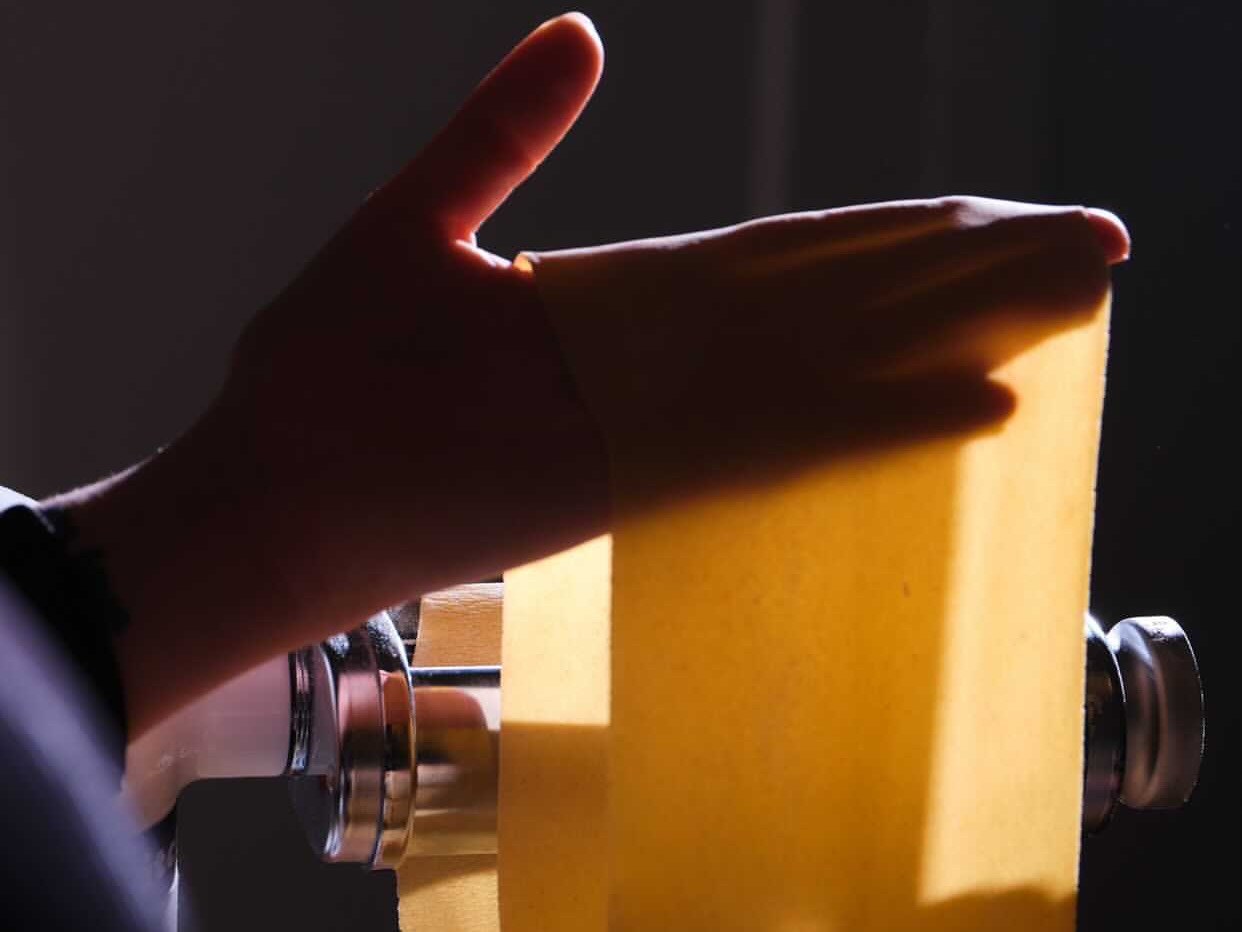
[0,502,130,760]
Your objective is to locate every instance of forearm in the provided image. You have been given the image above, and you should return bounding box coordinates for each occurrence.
[44,288,611,736]
[42,427,305,738]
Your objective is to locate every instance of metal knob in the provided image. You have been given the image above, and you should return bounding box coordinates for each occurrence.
[287,614,416,868]
[405,666,500,859]
[288,609,500,869]
[1082,615,1204,833]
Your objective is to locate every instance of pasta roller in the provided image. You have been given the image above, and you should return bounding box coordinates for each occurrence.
[123,585,1204,869]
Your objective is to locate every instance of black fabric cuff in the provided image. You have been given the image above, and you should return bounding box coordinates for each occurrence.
[0,504,129,766]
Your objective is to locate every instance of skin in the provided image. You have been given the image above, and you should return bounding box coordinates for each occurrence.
[42,13,1129,738]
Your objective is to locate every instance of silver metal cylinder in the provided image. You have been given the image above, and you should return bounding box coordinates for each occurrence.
[406,666,501,858]
[287,613,501,868]
[1082,615,1126,832]
[1081,614,1204,833]
[1109,616,1205,810]
[288,614,415,868]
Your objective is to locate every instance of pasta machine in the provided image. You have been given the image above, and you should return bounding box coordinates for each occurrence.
[124,584,1204,872]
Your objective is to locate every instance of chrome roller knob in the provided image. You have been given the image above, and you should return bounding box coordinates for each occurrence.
[288,613,416,868]
[1082,615,1204,833]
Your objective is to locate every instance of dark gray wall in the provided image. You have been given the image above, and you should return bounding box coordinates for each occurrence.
[1051,4,1240,929]
[1,2,1236,930]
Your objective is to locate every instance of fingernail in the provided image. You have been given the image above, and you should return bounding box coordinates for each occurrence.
[561,11,601,43]
[1083,207,1131,263]
[537,11,598,37]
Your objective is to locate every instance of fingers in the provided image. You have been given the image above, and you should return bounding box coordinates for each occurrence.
[744,199,1119,377]
[711,198,1128,311]
[836,222,1111,376]
[375,12,604,240]
[1082,207,1130,264]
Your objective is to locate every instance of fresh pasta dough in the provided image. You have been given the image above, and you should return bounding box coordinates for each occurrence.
[400,200,1110,931]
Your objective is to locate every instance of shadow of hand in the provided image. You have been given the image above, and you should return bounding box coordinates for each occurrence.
[522,196,1126,508]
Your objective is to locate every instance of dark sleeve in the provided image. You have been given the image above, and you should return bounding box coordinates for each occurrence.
[0,488,161,930]
[0,492,129,767]
[0,576,164,932]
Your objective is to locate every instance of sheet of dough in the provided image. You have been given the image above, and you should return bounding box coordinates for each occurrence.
[413,583,504,667]
[401,207,1109,930]
[397,855,498,932]
[595,325,1104,930]
[397,583,504,930]
[499,235,1108,929]
[498,536,612,930]
[398,542,610,932]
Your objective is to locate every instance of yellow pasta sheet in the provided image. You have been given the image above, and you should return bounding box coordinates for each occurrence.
[397,584,504,930]
[399,542,610,932]
[595,319,1105,930]
[402,200,1110,931]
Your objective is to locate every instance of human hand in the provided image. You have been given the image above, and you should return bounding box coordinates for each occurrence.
[57,12,609,731]
[518,196,1129,504]
[50,13,1128,735]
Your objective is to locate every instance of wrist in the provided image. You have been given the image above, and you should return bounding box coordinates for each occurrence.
[44,415,304,735]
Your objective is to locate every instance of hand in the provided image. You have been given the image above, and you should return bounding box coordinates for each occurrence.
[519,196,1129,505]
[49,12,1128,735]
[55,13,609,733]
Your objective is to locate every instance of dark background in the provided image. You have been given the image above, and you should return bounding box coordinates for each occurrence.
[1,1,1236,929]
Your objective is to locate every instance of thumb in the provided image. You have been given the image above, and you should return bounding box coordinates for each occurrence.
[378,12,604,241]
